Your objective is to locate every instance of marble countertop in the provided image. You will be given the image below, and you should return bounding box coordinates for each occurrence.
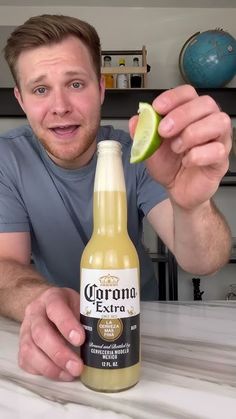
[1,301,236,419]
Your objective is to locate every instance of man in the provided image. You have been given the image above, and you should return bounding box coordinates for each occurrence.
[0,14,232,382]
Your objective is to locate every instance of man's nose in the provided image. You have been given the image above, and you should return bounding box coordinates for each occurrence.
[51,89,72,116]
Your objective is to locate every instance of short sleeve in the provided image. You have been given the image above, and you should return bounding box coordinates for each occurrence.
[0,173,30,232]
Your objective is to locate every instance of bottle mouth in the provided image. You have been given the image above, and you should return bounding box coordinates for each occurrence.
[97,140,122,153]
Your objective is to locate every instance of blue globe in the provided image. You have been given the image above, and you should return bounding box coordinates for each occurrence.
[179,29,236,88]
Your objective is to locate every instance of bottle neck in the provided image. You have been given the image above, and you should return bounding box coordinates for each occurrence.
[93,189,127,235]
[93,141,127,236]
[119,59,125,67]
[104,60,111,67]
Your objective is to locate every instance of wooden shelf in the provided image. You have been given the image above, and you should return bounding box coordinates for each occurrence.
[101,66,147,75]
[0,87,236,119]
[101,46,148,88]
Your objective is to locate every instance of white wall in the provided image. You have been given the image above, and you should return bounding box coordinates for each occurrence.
[0,6,236,87]
[0,5,236,300]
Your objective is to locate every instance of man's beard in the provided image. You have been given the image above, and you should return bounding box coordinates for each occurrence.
[36,115,101,165]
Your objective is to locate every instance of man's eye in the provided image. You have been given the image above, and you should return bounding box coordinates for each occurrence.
[34,87,47,95]
[72,81,82,89]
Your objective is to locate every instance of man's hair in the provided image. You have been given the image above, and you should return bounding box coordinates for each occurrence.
[4,14,101,86]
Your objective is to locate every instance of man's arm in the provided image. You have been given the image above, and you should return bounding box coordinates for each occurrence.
[147,198,231,275]
[0,232,50,321]
[0,231,85,380]
[0,259,51,321]
[129,85,232,275]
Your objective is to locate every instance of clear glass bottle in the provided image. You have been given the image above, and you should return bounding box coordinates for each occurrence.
[103,55,114,89]
[130,57,142,88]
[80,140,140,392]
[116,58,129,89]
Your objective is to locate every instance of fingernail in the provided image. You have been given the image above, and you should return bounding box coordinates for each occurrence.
[171,137,183,153]
[69,329,81,345]
[160,117,174,133]
[66,360,80,376]
[59,371,74,381]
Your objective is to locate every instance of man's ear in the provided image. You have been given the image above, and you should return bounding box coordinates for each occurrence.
[14,86,25,114]
[100,76,105,105]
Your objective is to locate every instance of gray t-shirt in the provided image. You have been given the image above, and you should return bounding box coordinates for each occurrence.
[0,124,167,300]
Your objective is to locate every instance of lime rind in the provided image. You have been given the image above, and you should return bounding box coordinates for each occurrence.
[130,102,162,164]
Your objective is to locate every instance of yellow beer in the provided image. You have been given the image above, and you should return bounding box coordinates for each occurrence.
[80,141,140,392]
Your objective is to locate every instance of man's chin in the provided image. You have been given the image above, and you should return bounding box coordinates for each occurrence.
[34,125,99,167]
[44,142,96,169]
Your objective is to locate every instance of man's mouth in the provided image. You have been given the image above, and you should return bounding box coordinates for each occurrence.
[49,125,79,137]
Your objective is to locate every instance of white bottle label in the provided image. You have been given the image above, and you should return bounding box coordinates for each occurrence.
[80,268,140,369]
[80,268,140,318]
[116,74,129,89]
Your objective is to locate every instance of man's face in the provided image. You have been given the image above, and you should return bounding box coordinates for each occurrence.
[14,36,105,169]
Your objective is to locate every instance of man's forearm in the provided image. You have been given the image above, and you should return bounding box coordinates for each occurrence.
[0,260,51,321]
[173,199,232,275]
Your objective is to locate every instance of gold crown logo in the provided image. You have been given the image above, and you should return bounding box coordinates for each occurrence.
[99,274,119,286]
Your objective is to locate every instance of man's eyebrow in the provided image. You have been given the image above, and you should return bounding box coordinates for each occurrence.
[27,70,88,87]
[27,74,47,87]
[65,70,87,77]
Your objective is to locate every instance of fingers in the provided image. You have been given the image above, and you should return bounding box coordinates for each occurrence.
[129,90,200,140]
[157,95,220,139]
[152,84,198,115]
[182,142,229,171]
[129,115,138,139]
[18,287,85,381]
[129,86,226,145]
[44,288,85,346]
[129,85,198,139]
[19,323,75,381]
[129,85,197,137]
[170,112,232,155]
[128,84,231,185]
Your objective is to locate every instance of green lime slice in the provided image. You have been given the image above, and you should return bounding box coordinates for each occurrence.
[130,102,162,164]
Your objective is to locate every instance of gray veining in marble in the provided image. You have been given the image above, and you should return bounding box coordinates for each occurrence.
[1,301,236,419]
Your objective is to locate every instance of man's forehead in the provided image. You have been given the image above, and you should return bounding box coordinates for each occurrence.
[16,39,94,86]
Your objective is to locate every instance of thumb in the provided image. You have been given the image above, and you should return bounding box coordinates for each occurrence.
[128,115,138,139]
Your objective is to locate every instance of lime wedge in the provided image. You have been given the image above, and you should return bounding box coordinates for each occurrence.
[130,102,162,164]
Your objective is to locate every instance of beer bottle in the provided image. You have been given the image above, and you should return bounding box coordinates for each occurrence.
[116,58,129,89]
[80,140,140,392]
[103,55,114,89]
[130,57,142,88]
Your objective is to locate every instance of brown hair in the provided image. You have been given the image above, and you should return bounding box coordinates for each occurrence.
[4,14,101,86]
